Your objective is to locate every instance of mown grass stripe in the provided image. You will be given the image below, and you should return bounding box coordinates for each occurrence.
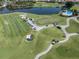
[15,16,26,32]
[10,15,24,36]
[1,16,10,38]
[16,15,31,33]
[3,15,12,37]
[0,16,6,40]
[9,15,21,36]
[11,15,26,35]
[17,16,30,32]
[11,13,31,34]
[5,15,16,37]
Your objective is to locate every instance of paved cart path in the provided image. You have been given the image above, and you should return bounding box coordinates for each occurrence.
[20,15,79,59]
[34,16,79,59]
[27,18,54,31]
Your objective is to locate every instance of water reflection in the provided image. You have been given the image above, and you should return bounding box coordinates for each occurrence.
[0,7,61,15]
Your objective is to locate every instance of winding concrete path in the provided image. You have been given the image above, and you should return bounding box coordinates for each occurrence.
[20,15,54,31]
[34,16,79,59]
[20,15,79,59]
[27,18,54,31]
[35,44,53,59]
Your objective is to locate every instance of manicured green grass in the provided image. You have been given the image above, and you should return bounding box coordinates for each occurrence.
[34,27,64,54]
[0,12,64,59]
[27,13,67,25]
[41,17,79,59]
[0,12,79,59]
[66,20,79,33]
[42,35,79,59]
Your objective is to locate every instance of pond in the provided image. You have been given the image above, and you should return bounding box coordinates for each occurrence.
[0,7,61,15]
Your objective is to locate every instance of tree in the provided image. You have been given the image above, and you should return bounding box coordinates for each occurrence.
[73,9,78,16]
[65,2,74,9]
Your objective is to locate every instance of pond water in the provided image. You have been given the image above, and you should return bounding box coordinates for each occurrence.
[0,7,61,15]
